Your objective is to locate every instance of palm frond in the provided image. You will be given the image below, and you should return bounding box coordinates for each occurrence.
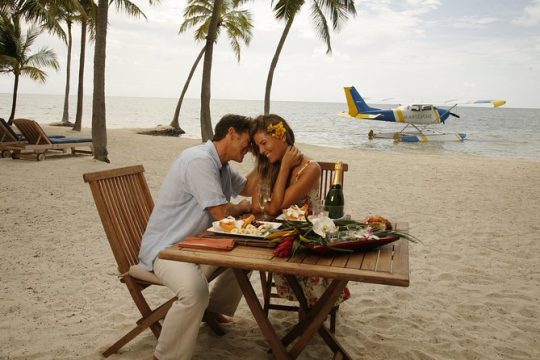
[112,0,148,20]
[310,1,332,54]
[20,65,47,82]
[25,47,60,71]
[227,32,241,61]
[316,0,356,30]
[272,0,304,21]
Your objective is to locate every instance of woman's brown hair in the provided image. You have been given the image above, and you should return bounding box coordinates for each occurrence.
[250,114,295,186]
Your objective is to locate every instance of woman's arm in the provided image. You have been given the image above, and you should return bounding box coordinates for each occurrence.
[264,146,302,215]
[265,151,320,216]
[239,169,258,197]
[279,162,320,210]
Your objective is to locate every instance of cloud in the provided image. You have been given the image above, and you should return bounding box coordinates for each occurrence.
[512,0,540,26]
[452,15,500,29]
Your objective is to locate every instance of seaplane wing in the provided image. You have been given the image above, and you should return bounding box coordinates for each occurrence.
[458,99,506,108]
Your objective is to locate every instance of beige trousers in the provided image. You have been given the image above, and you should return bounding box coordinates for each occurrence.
[153,258,245,360]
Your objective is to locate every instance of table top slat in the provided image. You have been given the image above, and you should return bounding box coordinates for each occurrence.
[302,253,320,265]
[391,238,409,276]
[288,251,307,264]
[360,249,381,272]
[345,252,365,270]
[373,244,394,273]
[316,256,334,266]
[331,254,350,268]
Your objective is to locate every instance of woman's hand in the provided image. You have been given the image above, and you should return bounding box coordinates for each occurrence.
[281,146,303,171]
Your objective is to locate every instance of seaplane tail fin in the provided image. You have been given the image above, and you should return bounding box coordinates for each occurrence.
[345,86,379,113]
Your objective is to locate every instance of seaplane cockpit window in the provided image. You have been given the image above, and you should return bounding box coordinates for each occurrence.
[421,105,433,111]
[411,105,422,111]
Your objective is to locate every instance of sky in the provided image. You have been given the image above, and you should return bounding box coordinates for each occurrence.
[2,0,540,108]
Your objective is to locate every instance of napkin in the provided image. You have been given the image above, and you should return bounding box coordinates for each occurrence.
[178,237,236,251]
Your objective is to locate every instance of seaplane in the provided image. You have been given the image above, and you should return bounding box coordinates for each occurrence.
[338,86,506,142]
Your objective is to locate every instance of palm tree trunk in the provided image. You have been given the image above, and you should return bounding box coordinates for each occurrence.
[170,46,205,130]
[200,0,223,142]
[73,20,86,132]
[61,20,73,125]
[92,0,109,163]
[8,73,19,124]
[264,16,295,115]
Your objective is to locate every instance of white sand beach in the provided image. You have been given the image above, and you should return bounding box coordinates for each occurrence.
[1,125,539,360]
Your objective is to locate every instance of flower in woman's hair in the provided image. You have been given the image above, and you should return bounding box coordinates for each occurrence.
[311,216,337,238]
[267,121,287,139]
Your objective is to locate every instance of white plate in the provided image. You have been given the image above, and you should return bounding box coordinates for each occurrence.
[209,221,282,238]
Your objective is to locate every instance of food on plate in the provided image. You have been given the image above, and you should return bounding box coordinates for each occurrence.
[216,216,275,236]
[219,217,237,232]
[282,204,308,221]
[364,215,392,230]
[241,214,256,228]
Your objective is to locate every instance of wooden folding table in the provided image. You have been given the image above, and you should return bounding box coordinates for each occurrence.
[159,231,409,359]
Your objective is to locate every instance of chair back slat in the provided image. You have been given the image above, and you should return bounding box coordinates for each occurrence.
[13,119,52,145]
[84,165,154,274]
[0,118,19,142]
[317,161,349,198]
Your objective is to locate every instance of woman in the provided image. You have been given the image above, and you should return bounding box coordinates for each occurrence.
[249,114,350,307]
[250,114,320,215]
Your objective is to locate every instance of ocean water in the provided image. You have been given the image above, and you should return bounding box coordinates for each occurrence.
[1,93,539,160]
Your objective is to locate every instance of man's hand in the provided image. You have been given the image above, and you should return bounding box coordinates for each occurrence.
[235,199,252,215]
[208,199,252,220]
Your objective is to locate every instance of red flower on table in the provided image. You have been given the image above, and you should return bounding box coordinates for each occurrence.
[273,237,295,258]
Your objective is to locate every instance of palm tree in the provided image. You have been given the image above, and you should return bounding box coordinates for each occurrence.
[73,0,96,132]
[263,0,357,114]
[0,14,60,123]
[170,0,253,134]
[199,0,223,141]
[92,0,159,163]
[49,2,80,126]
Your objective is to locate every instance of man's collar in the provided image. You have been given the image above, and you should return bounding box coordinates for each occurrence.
[207,140,225,169]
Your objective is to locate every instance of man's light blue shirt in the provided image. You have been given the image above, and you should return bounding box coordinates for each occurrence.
[138,141,246,271]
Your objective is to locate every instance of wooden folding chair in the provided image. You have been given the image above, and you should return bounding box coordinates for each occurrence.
[83,165,224,357]
[259,161,349,334]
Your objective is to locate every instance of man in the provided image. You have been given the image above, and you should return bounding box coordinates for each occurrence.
[138,114,253,360]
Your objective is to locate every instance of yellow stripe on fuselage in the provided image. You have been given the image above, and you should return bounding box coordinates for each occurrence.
[395,109,405,122]
[433,109,441,123]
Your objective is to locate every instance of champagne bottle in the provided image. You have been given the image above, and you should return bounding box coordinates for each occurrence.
[324,161,345,219]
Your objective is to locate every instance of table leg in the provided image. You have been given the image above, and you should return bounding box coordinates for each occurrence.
[282,277,349,359]
[232,269,291,360]
[283,275,351,359]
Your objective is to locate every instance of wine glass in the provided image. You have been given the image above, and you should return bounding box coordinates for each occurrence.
[257,181,272,220]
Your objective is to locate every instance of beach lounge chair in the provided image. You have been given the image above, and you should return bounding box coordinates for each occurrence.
[0,118,67,158]
[83,165,225,357]
[259,161,349,334]
[8,118,92,161]
[0,118,22,158]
